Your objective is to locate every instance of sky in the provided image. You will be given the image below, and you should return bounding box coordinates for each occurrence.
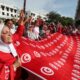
[0,0,78,18]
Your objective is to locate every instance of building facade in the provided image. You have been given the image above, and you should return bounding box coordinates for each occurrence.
[0,3,19,19]
[0,2,47,21]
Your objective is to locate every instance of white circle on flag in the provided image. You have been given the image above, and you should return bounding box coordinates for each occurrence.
[41,46,45,49]
[45,38,47,41]
[15,41,20,46]
[36,45,41,49]
[21,53,31,63]
[40,67,54,76]
[34,51,41,58]
[54,40,57,43]
[48,36,51,39]
[30,43,35,47]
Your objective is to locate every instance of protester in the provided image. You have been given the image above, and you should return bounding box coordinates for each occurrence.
[36,16,44,34]
[4,19,16,34]
[33,22,40,40]
[27,25,37,40]
[0,10,25,80]
[76,25,80,35]
[40,24,51,38]
[57,22,63,33]
[0,19,4,25]
[48,22,56,33]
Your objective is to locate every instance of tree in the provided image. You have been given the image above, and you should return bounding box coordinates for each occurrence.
[46,11,61,23]
[60,17,74,26]
[46,11,74,26]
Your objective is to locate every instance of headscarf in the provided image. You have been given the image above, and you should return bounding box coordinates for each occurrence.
[0,25,18,57]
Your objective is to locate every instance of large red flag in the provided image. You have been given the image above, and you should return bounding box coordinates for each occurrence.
[16,32,80,80]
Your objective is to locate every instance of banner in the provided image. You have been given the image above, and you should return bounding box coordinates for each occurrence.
[16,32,80,80]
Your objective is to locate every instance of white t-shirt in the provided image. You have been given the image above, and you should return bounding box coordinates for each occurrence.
[33,26,39,39]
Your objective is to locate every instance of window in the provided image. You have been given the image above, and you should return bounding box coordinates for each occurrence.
[26,13,27,15]
[2,12,5,15]
[7,13,9,16]
[31,13,35,16]
[1,5,5,10]
[11,14,13,17]
[6,7,9,11]
[10,8,13,12]
[14,9,17,13]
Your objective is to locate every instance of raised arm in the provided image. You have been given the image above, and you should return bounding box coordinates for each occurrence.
[12,10,25,41]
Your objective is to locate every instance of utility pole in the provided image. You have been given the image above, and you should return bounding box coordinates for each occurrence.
[75,0,80,20]
[23,0,26,13]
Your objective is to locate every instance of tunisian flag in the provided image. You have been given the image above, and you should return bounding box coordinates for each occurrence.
[16,32,80,80]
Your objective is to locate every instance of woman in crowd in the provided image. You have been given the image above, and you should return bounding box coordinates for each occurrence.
[27,24,37,40]
[0,10,25,80]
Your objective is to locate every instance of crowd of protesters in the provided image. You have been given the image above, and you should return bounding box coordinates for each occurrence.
[23,15,80,40]
[15,16,80,40]
[0,13,80,41]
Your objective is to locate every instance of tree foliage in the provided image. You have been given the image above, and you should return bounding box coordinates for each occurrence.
[60,17,74,26]
[46,11,74,26]
[47,11,61,23]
